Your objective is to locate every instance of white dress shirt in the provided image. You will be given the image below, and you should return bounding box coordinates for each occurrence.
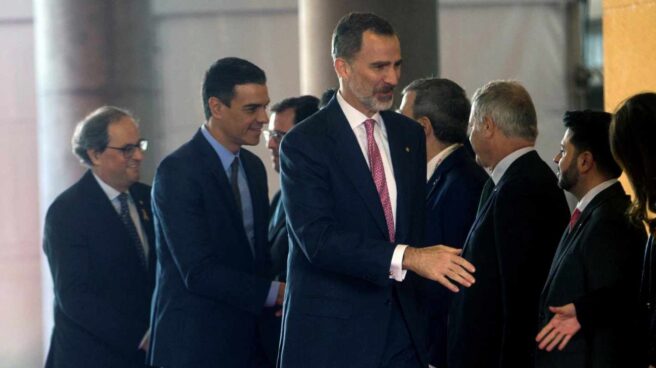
[575,179,618,212]
[489,146,535,185]
[426,143,462,182]
[93,173,149,259]
[336,92,407,281]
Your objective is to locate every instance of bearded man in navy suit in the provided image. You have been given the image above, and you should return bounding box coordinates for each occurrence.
[278,12,476,368]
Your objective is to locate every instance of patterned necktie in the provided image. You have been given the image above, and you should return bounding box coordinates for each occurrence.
[569,208,582,232]
[230,157,243,216]
[118,193,147,268]
[364,119,395,243]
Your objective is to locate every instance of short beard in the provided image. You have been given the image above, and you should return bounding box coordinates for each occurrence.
[558,159,579,191]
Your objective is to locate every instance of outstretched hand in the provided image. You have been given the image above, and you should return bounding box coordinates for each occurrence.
[536,303,581,351]
[402,245,475,292]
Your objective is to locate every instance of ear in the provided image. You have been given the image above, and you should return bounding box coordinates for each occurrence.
[416,116,433,138]
[482,116,496,138]
[208,96,224,119]
[577,151,594,173]
[334,58,350,79]
[87,148,101,166]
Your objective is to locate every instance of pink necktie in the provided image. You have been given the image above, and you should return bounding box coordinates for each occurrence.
[364,119,395,242]
[569,208,581,232]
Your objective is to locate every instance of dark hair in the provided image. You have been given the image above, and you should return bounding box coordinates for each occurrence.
[202,57,266,119]
[332,12,395,61]
[610,92,656,230]
[563,110,621,179]
[319,88,336,109]
[71,106,135,166]
[271,95,320,125]
[403,78,470,144]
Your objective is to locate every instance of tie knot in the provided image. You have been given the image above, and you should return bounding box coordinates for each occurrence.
[569,208,582,231]
[364,119,376,136]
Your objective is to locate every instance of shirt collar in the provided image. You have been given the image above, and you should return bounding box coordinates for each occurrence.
[490,146,535,185]
[336,90,385,132]
[201,124,239,171]
[576,179,618,212]
[93,172,123,202]
[427,143,462,181]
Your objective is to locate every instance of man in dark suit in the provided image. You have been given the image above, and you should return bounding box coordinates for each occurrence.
[447,80,570,368]
[278,13,476,368]
[260,95,319,365]
[43,106,155,368]
[535,110,646,367]
[147,57,283,368]
[400,78,488,367]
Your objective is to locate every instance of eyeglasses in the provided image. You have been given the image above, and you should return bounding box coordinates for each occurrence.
[263,129,287,143]
[106,139,148,158]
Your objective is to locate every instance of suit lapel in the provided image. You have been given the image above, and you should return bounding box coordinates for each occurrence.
[193,130,254,259]
[81,171,149,274]
[384,112,413,241]
[328,101,389,239]
[541,183,625,296]
[242,150,267,261]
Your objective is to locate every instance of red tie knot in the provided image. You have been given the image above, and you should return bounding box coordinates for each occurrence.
[569,208,582,231]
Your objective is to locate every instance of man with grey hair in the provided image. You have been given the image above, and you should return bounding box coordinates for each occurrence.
[43,106,155,368]
[447,81,569,368]
[279,12,475,368]
[400,77,488,368]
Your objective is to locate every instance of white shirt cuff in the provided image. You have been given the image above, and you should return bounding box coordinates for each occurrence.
[389,244,408,282]
[264,281,281,307]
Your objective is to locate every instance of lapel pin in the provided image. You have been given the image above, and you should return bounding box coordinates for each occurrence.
[141,208,150,222]
[405,147,410,152]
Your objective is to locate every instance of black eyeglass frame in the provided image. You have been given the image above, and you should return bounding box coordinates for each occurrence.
[105,139,149,158]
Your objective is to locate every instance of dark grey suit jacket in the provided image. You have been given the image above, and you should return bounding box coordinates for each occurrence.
[448,151,570,368]
[536,182,646,368]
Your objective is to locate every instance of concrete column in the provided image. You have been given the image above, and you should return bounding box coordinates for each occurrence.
[34,0,158,355]
[299,0,438,105]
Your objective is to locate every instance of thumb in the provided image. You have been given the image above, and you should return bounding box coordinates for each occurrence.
[548,306,564,314]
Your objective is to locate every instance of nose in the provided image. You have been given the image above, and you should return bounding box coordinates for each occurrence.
[553,152,561,164]
[258,108,269,125]
[384,67,399,87]
[267,136,278,152]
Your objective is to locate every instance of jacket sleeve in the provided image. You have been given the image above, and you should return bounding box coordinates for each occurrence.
[152,158,270,315]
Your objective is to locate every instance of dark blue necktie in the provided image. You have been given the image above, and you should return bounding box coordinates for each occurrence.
[118,193,148,269]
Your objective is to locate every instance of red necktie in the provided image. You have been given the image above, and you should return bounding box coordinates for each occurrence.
[364,119,395,242]
[569,208,581,232]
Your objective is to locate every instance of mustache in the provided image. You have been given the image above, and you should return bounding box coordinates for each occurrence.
[375,84,395,94]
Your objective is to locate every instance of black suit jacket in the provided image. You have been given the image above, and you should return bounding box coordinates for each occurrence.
[536,182,646,368]
[278,98,427,368]
[43,170,155,368]
[421,146,487,366]
[448,150,570,368]
[148,129,271,367]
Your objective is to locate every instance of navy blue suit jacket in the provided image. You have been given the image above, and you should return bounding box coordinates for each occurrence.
[147,129,271,367]
[278,98,428,368]
[43,170,155,368]
[421,146,487,366]
[448,151,570,368]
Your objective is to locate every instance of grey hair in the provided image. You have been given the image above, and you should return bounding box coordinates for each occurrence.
[71,106,135,166]
[470,80,538,140]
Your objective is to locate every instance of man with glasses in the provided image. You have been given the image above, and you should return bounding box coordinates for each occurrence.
[43,106,155,368]
[259,95,319,366]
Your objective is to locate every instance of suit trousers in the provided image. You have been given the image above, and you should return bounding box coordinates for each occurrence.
[379,292,422,368]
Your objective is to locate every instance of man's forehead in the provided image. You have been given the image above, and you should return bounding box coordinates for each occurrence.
[232,83,269,102]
